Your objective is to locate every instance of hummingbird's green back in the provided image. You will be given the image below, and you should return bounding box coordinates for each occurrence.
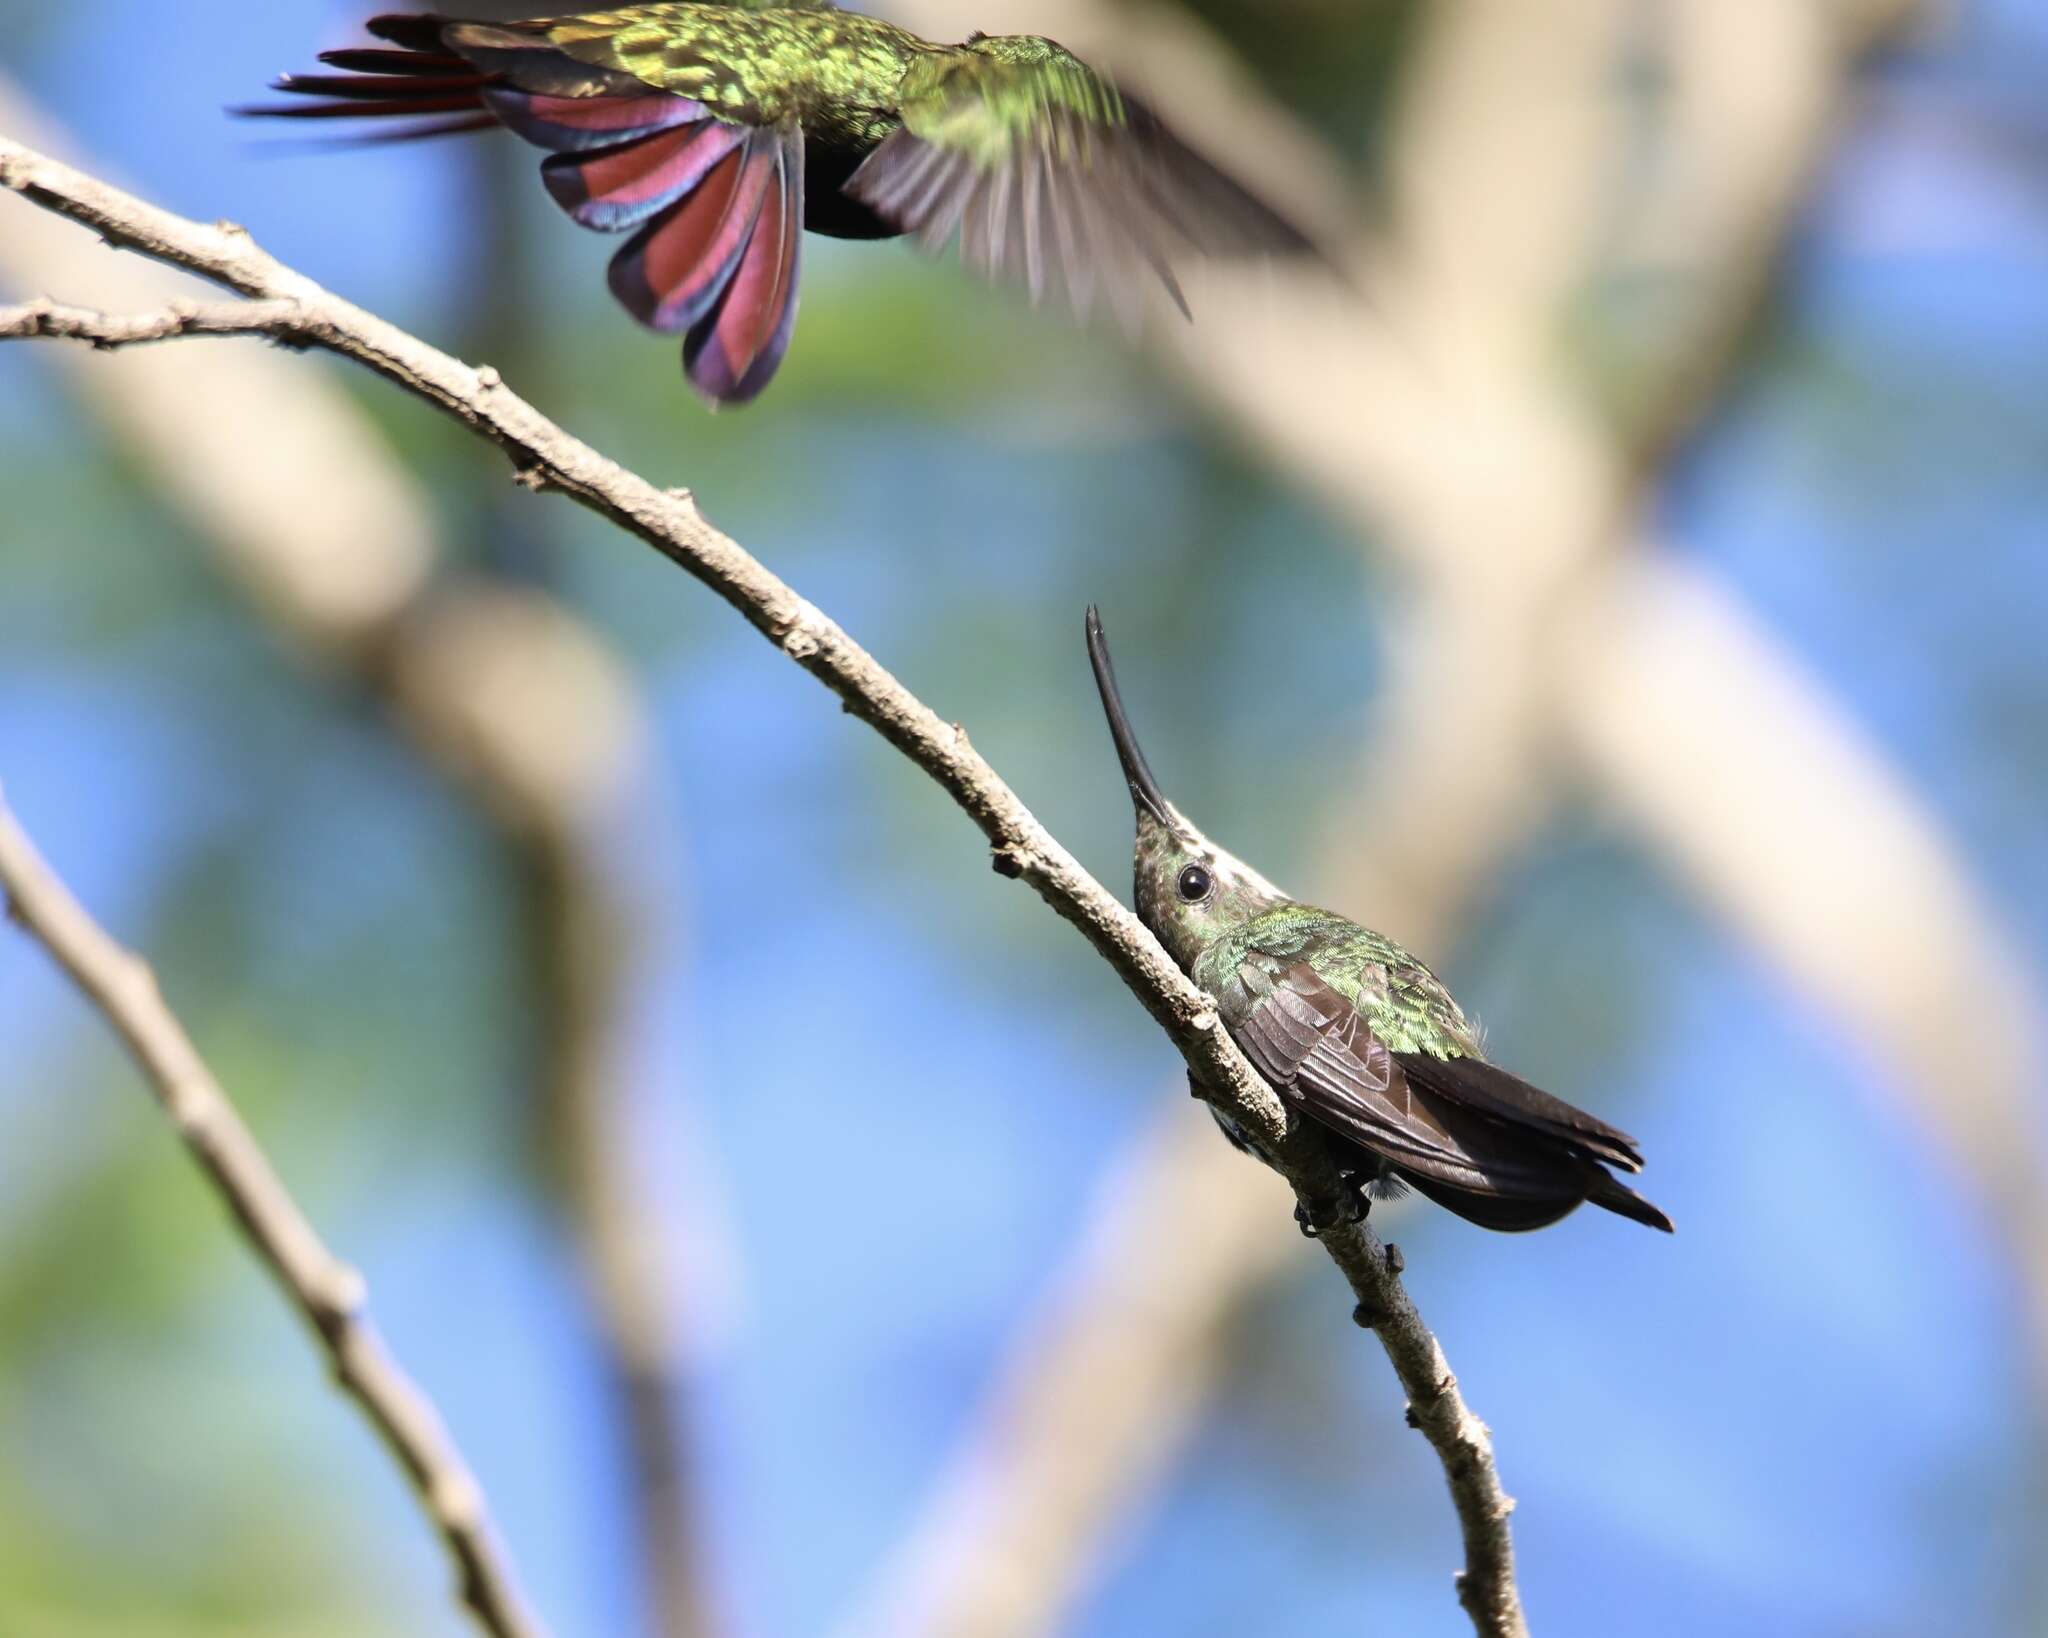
[1191,904,1482,1061]
[542,5,927,142]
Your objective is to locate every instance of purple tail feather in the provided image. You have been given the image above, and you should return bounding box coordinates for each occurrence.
[237,18,808,404]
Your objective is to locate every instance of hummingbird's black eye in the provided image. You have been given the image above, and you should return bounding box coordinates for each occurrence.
[1177,864,1213,903]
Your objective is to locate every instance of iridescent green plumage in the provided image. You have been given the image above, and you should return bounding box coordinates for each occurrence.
[249,4,1316,403]
[541,6,925,141]
[1087,609,1672,1236]
[1191,904,1481,1061]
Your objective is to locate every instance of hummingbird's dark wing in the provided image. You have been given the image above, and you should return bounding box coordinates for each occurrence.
[1222,955,1671,1233]
[848,40,1316,332]
[241,14,808,405]
[1390,1051,1645,1174]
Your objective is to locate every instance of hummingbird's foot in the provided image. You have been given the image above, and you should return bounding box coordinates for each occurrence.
[1293,1184,1369,1240]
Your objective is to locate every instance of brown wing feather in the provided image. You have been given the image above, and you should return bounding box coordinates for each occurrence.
[1393,1050,1646,1173]
[1225,957,1675,1236]
[1228,960,1577,1195]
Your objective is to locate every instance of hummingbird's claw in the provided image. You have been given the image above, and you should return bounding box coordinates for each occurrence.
[1294,1184,1369,1240]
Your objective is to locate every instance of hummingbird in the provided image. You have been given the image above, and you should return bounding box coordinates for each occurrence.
[242,5,1318,405]
[1085,610,1673,1236]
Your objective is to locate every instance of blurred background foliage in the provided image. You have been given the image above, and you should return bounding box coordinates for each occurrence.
[3,1,2048,1636]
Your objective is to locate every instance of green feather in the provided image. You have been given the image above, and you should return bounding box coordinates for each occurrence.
[1193,905,1481,1060]
[541,5,923,137]
[894,39,1128,168]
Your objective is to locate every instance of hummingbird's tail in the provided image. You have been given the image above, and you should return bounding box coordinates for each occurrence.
[1584,1169,1675,1233]
[235,15,807,405]
[229,17,500,143]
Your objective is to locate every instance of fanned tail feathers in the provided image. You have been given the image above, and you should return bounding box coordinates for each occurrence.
[236,13,804,404]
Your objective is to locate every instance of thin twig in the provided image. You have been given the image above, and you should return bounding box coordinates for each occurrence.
[0,138,1524,1635]
[1,293,309,347]
[0,793,550,1638]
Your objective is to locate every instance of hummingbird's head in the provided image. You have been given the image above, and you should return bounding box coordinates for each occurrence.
[1086,608,1288,970]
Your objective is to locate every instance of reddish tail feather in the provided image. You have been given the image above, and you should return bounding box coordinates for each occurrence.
[238,24,808,405]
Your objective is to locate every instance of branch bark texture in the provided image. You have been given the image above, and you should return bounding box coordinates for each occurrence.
[0,138,1524,1633]
[0,795,550,1638]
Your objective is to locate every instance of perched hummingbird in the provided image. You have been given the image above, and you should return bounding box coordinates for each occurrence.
[244,5,1317,405]
[1085,610,1673,1235]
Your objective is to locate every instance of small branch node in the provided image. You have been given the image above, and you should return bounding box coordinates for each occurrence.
[430,1470,487,1532]
[774,601,824,661]
[310,1262,370,1336]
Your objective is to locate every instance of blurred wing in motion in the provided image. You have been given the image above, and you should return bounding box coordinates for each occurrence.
[848,37,1317,333]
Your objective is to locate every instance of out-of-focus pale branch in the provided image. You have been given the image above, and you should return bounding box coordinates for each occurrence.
[0,82,715,1638]
[883,0,1351,238]
[857,4,2032,1638]
[836,1114,1298,1638]
[1558,552,2047,1271]
[0,92,433,661]
[0,137,1529,1636]
[0,794,550,1638]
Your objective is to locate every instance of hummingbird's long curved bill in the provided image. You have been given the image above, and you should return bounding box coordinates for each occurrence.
[1085,607,1173,825]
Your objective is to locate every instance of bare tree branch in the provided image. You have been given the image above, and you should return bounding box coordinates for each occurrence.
[0,136,1525,1636]
[0,85,719,1638]
[0,793,551,1638]
[0,292,306,346]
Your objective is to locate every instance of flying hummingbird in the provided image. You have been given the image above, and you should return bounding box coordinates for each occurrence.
[243,5,1318,406]
[1085,610,1673,1236]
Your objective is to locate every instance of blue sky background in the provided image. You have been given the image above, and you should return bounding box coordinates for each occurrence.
[3,2,2048,1635]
